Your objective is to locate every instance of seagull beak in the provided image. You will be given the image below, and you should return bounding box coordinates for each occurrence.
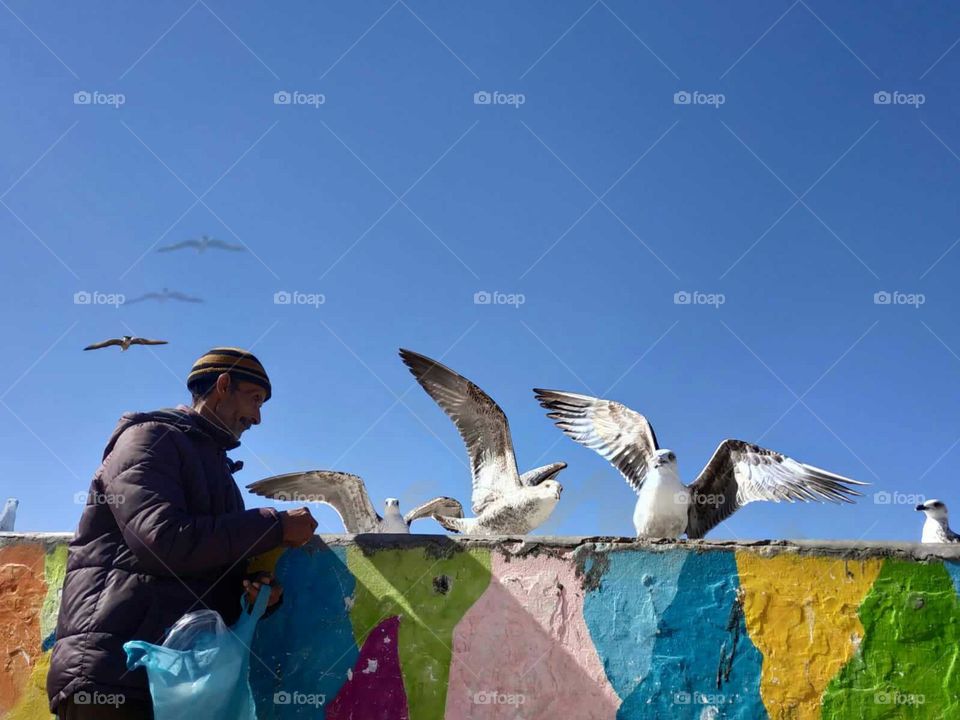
[915,504,925,512]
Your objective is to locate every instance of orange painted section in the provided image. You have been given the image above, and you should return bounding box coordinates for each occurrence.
[0,544,46,715]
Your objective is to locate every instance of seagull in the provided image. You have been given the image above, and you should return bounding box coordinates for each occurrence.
[534,389,866,539]
[157,235,245,254]
[915,499,959,543]
[83,336,168,351]
[0,498,18,531]
[400,349,566,535]
[246,470,464,534]
[125,288,204,305]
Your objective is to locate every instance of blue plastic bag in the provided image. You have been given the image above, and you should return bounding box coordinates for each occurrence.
[124,585,271,720]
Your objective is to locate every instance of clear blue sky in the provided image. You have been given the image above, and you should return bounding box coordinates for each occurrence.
[2,1,959,540]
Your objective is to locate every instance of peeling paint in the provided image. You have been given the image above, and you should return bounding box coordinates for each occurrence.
[736,552,882,719]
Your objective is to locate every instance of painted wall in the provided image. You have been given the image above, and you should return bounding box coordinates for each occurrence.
[2,533,959,719]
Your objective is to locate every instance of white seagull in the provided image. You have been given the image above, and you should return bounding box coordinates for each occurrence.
[125,288,204,305]
[246,470,463,534]
[83,336,168,352]
[534,389,866,539]
[157,235,245,254]
[915,499,959,543]
[0,498,17,531]
[400,349,566,535]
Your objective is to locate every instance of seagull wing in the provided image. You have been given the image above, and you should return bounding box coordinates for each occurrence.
[400,348,521,514]
[208,238,245,251]
[685,439,867,539]
[83,338,123,351]
[124,292,159,305]
[534,389,659,495]
[246,470,381,533]
[157,240,196,252]
[403,496,464,526]
[130,338,168,346]
[168,291,204,303]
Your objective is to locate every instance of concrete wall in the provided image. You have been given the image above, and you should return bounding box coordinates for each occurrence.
[2,533,959,719]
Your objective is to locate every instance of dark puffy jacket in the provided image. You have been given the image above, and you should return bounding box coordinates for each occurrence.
[47,406,284,712]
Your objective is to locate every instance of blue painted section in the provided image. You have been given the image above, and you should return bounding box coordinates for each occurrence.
[582,548,689,702]
[250,546,358,719]
[945,561,960,598]
[624,550,767,719]
[41,629,56,651]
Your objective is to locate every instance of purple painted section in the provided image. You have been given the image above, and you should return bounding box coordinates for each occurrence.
[327,616,409,720]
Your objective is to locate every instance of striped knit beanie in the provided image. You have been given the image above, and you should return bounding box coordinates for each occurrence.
[187,347,272,401]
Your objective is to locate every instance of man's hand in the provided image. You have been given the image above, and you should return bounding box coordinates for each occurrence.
[243,571,283,612]
[280,506,318,547]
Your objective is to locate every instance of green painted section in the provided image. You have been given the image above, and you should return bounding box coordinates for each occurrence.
[40,545,67,643]
[821,559,960,719]
[346,546,491,720]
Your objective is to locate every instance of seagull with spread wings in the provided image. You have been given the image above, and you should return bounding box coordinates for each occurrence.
[400,349,566,535]
[83,336,168,352]
[534,389,866,539]
[125,288,204,304]
[247,470,463,534]
[157,235,245,254]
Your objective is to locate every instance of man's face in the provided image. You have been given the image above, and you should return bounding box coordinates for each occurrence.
[212,376,265,438]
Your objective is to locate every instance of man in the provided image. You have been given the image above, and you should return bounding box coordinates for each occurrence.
[48,347,318,719]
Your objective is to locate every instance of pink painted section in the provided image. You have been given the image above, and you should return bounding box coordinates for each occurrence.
[445,552,620,719]
[327,616,409,720]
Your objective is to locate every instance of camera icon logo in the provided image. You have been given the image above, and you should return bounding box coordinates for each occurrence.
[274,691,291,705]
[74,290,92,305]
[474,290,492,305]
[873,291,891,305]
[673,91,691,105]
[673,691,691,704]
[673,290,691,305]
[274,91,292,105]
[274,290,292,305]
[873,491,891,505]
[873,91,891,105]
[473,91,492,105]
[74,91,92,105]
[75,691,91,705]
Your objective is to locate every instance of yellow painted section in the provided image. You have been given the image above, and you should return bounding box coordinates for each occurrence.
[6,652,53,720]
[247,546,286,575]
[735,552,882,720]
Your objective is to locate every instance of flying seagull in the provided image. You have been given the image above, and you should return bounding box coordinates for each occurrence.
[84,336,168,352]
[246,470,463,534]
[915,499,959,543]
[534,389,866,539]
[157,235,245,254]
[0,498,17,531]
[125,288,204,305]
[400,349,566,535]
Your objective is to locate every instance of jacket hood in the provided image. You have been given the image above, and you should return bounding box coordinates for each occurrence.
[102,405,240,460]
